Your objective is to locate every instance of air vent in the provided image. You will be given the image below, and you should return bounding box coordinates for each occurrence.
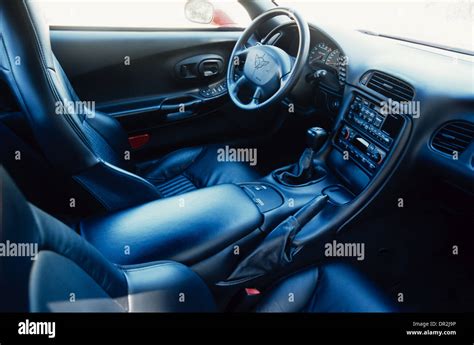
[431,121,474,156]
[362,71,414,102]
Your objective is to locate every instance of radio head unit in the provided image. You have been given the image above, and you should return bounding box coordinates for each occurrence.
[347,95,404,148]
[334,94,406,175]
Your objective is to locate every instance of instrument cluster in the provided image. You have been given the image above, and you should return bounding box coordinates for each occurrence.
[308,42,347,86]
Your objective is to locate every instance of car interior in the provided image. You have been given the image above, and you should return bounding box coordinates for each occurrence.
[0,0,473,314]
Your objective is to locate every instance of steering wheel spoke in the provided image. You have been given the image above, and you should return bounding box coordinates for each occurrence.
[229,75,248,94]
[280,72,291,87]
[250,86,264,106]
[232,47,249,69]
[235,47,249,57]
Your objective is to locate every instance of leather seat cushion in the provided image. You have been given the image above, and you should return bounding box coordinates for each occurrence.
[140,145,261,197]
[256,263,397,312]
[124,261,216,312]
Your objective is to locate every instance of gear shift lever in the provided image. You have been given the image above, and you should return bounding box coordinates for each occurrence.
[273,127,328,186]
[306,127,328,153]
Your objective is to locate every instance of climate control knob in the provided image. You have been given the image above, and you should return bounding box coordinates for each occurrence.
[372,150,383,164]
[351,102,362,113]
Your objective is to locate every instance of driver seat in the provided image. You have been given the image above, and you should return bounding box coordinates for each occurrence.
[0,0,259,211]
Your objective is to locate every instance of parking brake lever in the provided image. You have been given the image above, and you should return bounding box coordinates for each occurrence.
[293,193,328,226]
[218,194,328,286]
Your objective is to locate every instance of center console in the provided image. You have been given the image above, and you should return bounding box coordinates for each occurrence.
[333,94,405,176]
[256,91,409,239]
[216,93,411,301]
[80,184,263,267]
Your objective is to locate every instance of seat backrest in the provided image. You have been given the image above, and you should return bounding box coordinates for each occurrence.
[0,0,133,174]
[0,166,128,312]
[0,166,216,312]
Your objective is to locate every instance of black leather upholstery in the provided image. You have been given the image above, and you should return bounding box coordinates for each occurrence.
[0,1,99,174]
[80,184,263,265]
[1,166,396,313]
[256,264,397,312]
[140,145,260,198]
[0,0,259,211]
[0,167,216,312]
[124,261,216,312]
[73,161,160,212]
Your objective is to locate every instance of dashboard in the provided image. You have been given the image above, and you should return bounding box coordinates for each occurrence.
[268,20,474,198]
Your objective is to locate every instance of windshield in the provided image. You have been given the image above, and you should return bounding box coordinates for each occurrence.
[277,0,473,54]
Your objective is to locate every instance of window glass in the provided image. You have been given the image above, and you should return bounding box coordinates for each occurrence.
[278,0,473,54]
[34,0,251,29]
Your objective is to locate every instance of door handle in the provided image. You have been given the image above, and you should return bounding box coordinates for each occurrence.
[175,54,224,80]
[198,59,223,77]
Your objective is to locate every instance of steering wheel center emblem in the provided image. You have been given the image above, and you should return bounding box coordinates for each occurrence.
[244,49,276,85]
[254,53,270,70]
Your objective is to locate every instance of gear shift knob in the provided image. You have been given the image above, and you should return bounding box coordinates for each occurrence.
[272,127,328,186]
[306,127,328,152]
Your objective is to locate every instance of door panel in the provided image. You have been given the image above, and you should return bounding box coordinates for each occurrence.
[51,30,239,103]
[50,29,272,161]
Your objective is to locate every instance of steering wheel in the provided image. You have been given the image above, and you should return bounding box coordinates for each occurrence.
[227,7,310,110]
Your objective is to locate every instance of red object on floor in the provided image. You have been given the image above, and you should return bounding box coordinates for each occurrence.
[245,288,261,296]
[128,134,150,149]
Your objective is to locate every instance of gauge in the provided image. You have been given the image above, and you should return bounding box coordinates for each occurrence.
[325,49,341,69]
[308,42,332,69]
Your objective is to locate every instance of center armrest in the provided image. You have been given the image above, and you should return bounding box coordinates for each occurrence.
[80,184,263,265]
